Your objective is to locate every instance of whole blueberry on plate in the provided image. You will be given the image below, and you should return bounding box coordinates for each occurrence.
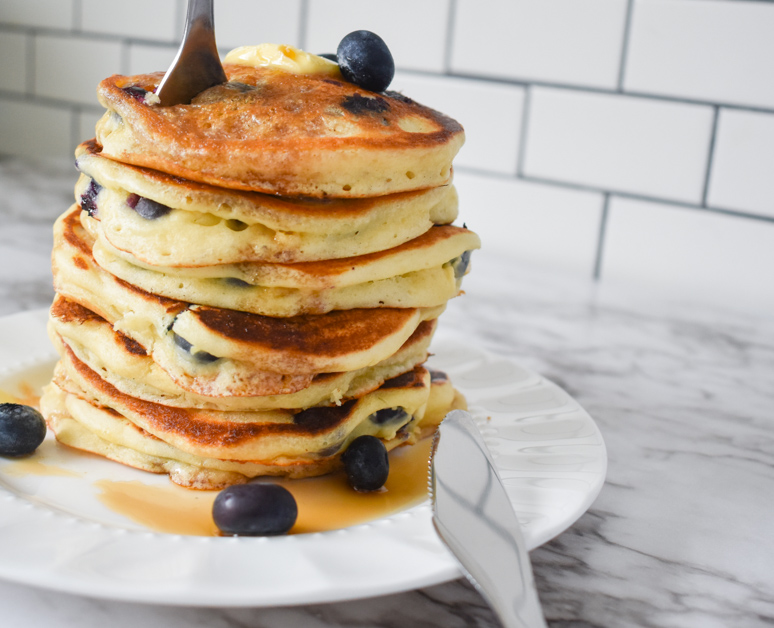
[213,483,298,536]
[0,403,47,456]
[336,30,395,92]
[342,435,389,492]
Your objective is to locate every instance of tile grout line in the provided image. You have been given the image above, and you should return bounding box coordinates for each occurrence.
[72,0,82,32]
[298,0,309,51]
[120,40,130,76]
[393,66,774,116]
[451,163,774,225]
[515,87,531,177]
[593,194,611,281]
[617,0,635,92]
[0,22,191,49]
[701,106,720,207]
[70,107,81,154]
[0,88,104,111]
[175,0,186,42]
[443,0,458,74]
[25,32,35,96]
[1,20,773,116]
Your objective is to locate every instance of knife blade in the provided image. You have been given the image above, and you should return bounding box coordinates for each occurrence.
[429,409,547,628]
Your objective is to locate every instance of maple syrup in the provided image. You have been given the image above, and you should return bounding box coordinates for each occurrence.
[95,437,433,536]
[0,361,51,408]
[2,366,435,537]
[2,441,81,478]
[1,369,73,477]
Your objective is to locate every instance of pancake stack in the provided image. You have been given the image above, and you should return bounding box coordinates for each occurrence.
[40,47,479,489]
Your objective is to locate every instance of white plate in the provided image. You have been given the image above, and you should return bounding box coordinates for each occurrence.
[0,309,606,606]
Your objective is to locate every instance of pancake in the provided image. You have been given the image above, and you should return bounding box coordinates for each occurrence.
[52,205,187,346]
[421,370,466,435]
[51,356,431,462]
[49,296,437,410]
[89,223,479,316]
[152,304,442,397]
[42,41,478,490]
[52,207,444,396]
[42,364,460,489]
[75,140,459,265]
[43,353,434,487]
[95,64,465,198]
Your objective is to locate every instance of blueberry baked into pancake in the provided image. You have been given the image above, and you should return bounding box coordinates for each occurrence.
[40,36,478,499]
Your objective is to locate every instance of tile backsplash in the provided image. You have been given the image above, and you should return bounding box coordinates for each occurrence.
[0,0,772,311]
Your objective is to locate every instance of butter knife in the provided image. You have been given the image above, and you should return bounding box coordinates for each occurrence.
[429,410,548,628]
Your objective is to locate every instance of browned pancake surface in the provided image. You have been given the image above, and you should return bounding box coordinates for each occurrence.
[96,65,464,197]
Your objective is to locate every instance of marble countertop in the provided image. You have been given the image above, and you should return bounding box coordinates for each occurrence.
[0,157,772,627]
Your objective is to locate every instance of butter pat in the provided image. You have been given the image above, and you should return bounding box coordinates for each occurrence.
[224,44,342,79]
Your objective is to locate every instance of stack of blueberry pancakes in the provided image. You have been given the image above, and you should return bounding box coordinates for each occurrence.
[40,45,479,489]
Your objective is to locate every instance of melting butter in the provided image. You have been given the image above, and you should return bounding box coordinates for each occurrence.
[224,43,342,79]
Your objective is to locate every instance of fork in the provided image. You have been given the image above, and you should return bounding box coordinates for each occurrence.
[156,0,227,106]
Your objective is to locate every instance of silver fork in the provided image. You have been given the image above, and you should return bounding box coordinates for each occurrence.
[156,0,227,106]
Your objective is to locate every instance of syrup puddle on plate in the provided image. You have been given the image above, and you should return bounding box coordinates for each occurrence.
[2,448,81,479]
[1,373,81,478]
[0,387,38,408]
[0,361,52,408]
[95,436,433,536]
[2,366,432,537]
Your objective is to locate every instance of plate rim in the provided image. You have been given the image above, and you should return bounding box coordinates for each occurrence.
[0,308,607,606]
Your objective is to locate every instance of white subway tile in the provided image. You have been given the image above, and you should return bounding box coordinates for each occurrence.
[707,109,774,219]
[453,171,603,275]
[625,0,774,109]
[76,109,103,145]
[451,0,628,89]
[216,0,302,52]
[0,0,73,30]
[601,197,774,311]
[523,87,714,204]
[80,0,177,41]
[305,0,450,72]
[391,73,524,175]
[0,31,27,93]
[34,35,122,106]
[128,43,177,76]
[0,98,72,159]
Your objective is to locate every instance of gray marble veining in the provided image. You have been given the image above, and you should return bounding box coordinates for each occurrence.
[0,157,71,317]
[0,157,772,627]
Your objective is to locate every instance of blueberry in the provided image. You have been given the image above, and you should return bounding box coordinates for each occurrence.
[429,369,449,384]
[450,250,472,280]
[172,332,219,364]
[126,193,172,220]
[80,179,102,218]
[384,90,414,105]
[341,94,390,115]
[122,86,149,102]
[213,483,298,536]
[316,441,344,457]
[370,407,408,426]
[336,30,394,92]
[342,435,389,492]
[0,403,47,457]
[223,277,252,288]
